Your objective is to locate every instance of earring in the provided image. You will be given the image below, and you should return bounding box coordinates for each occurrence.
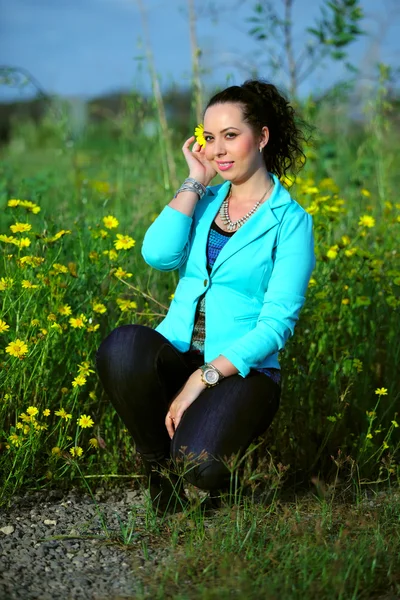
[259,146,263,153]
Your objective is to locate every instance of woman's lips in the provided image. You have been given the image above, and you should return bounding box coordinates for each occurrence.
[216,161,234,171]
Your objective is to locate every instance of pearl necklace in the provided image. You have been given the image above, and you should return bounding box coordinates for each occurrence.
[219,178,274,231]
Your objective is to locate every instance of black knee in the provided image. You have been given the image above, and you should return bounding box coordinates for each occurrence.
[181,458,231,491]
[95,324,141,378]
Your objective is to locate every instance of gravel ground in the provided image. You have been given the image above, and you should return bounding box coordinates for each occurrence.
[2,483,398,600]
[0,483,190,600]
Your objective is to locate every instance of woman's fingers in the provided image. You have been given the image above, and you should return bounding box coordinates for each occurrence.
[165,412,175,439]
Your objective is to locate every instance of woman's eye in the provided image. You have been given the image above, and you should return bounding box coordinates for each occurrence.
[226,133,237,138]
[204,135,213,142]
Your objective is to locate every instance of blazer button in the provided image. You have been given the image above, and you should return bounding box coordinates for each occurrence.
[203,279,208,287]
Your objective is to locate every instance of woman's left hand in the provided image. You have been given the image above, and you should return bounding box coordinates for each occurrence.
[165,370,206,439]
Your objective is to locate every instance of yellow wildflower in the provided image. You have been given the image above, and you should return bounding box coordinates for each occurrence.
[55,229,71,239]
[342,298,350,305]
[55,408,72,420]
[61,387,69,395]
[103,215,119,229]
[51,263,68,274]
[391,420,399,428]
[58,304,72,316]
[194,123,206,147]
[303,186,319,194]
[89,438,99,449]
[51,447,61,455]
[8,199,20,207]
[9,434,23,447]
[92,302,107,314]
[360,189,371,197]
[382,441,389,449]
[16,422,23,429]
[77,361,95,376]
[326,245,339,260]
[87,324,100,332]
[89,391,97,400]
[0,277,14,291]
[0,234,18,244]
[30,319,40,327]
[22,280,39,289]
[358,215,375,228]
[114,234,136,250]
[0,319,10,334]
[69,314,87,329]
[10,223,32,233]
[344,248,358,257]
[26,406,39,417]
[5,339,28,358]
[19,200,41,213]
[19,256,45,267]
[50,323,63,333]
[77,414,94,428]
[70,446,83,458]
[14,237,31,249]
[114,267,133,278]
[375,387,388,396]
[43,409,51,417]
[116,298,137,312]
[47,313,57,322]
[72,374,87,388]
[103,249,118,260]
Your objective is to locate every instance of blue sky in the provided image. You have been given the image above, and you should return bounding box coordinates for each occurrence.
[0,0,399,102]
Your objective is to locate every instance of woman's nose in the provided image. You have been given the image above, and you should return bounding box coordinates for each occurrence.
[214,138,226,156]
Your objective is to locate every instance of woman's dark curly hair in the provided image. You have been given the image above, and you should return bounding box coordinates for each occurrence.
[205,79,310,179]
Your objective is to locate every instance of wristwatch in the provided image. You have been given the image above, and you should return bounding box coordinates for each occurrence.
[199,363,225,388]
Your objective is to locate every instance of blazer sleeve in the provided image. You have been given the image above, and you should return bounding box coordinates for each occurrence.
[141,205,194,272]
[220,209,316,378]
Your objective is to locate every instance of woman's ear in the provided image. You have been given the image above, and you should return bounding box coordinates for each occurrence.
[259,126,269,149]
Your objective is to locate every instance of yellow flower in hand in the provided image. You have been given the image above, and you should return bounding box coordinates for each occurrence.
[194,123,206,147]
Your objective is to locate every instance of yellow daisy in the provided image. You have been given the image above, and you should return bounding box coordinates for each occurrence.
[114,234,136,250]
[55,408,72,420]
[103,215,119,229]
[10,223,32,233]
[194,123,206,147]
[69,314,87,329]
[358,215,375,228]
[77,414,94,428]
[69,446,83,458]
[58,304,72,316]
[72,374,87,388]
[0,319,10,334]
[5,339,29,358]
[92,302,107,314]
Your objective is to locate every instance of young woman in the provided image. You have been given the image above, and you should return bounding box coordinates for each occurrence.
[96,79,316,514]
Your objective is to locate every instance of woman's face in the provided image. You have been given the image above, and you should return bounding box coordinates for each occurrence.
[203,102,268,184]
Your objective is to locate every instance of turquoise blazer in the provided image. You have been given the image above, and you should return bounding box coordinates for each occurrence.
[141,174,316,378]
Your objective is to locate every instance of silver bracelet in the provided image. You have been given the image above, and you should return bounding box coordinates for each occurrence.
[174,177,207,199]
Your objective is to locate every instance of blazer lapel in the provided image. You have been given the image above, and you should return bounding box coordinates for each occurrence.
[196,174,292,276]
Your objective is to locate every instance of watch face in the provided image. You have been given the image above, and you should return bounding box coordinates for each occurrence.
[205,369,219,384]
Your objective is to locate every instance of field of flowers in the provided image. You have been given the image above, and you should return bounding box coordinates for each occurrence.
[0,88,399,506]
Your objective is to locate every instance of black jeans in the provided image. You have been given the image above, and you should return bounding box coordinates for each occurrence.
[95,324,281,492]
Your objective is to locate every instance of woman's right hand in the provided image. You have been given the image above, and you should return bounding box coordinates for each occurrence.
[182,136,217,187]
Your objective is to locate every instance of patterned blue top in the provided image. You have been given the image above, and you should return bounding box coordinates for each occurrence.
[189,220,281,386]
